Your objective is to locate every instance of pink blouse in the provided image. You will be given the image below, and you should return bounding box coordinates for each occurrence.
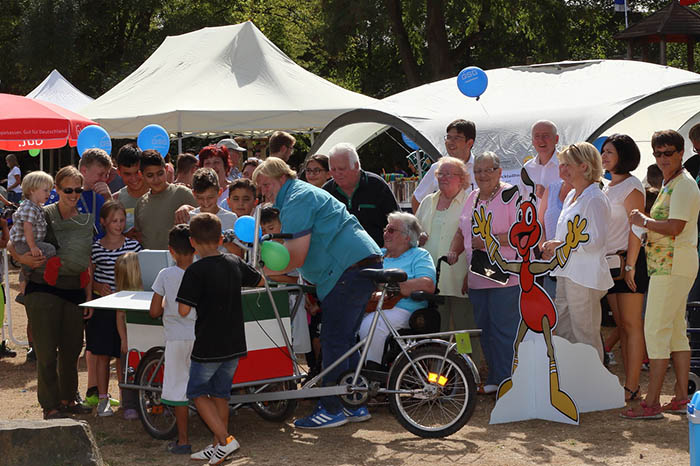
[459,184,519,289]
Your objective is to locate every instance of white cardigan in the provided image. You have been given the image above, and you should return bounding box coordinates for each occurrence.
[551,183,614,290]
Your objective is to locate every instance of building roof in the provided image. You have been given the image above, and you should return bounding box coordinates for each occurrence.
[614,0,700,41]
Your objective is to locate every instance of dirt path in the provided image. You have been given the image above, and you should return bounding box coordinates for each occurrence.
[0,266,691,465]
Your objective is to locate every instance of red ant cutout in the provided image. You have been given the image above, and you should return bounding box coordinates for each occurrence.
[472,169,589,422]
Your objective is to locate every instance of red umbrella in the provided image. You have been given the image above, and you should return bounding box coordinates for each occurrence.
[0,93,97,151]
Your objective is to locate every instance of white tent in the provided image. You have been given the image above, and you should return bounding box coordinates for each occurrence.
[81,22,378,139]
[26,69,94,112]
[312,60,700,181]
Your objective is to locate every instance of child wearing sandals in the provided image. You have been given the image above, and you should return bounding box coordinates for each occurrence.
[148,224,196,455]
[177,213,262,464]
[88,200,142,417]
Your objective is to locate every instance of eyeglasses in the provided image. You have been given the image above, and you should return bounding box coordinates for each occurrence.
[652,149,678,158]
[473,167,498,176]
[384,226,406,235]
[306,168,326,175]
[61,187,84,194]
[444,135,466,142]
[435,172,461,179]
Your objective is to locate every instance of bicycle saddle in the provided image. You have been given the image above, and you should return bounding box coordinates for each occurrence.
[359,268,407,284]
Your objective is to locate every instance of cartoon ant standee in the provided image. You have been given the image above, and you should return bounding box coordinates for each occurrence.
[471,170,589,422]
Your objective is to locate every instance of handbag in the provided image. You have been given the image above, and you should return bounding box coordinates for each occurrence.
[606,250,626,281]
[470,249,509,284]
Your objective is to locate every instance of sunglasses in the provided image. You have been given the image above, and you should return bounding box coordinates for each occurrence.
[61,187,84,194]
[652,149,678,158]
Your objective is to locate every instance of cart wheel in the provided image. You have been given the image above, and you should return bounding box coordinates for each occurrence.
[135,349,177,440]
[689,372,700,396]
[337,370,370,408]
[387,347,476,438]
[247,381,297,422]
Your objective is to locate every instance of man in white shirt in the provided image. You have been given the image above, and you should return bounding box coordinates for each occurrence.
[522,120,560,202]
[411,119,476,212]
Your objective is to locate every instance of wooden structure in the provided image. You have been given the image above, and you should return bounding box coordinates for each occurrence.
[614,0,700,70]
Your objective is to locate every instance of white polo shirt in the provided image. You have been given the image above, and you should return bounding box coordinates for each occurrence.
[521,152,559,205]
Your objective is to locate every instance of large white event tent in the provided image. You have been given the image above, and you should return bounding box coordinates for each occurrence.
[81,22,378,143]
[311,60,700,181]
[26,69,94,112]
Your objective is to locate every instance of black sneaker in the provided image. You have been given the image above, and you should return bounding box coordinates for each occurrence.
[0,341,16,358]
[25,346,36,363]
[14,293,24,305]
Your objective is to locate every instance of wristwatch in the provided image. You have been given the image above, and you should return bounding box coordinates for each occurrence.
[643,217,649,227]
[624,265,634,272]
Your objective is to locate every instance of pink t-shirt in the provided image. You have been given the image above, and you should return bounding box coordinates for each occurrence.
[459,184,519,289]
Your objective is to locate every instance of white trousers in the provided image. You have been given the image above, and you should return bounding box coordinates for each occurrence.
[358,307,412,364]
[554,277,606,362]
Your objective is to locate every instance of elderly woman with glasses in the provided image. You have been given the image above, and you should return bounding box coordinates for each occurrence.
[541,142,613,363]
[357,212,436,366]
[447,151,519,394]
[622,130,700,419]
[415,156,474,331]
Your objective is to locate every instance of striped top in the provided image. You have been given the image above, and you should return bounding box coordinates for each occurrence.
[91,238,143,292]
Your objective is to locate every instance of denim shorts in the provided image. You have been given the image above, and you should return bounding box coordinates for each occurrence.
[186,358,238,400]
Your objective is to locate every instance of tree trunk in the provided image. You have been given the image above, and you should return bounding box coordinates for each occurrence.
[384,0,421,87]
[426,0,453,80]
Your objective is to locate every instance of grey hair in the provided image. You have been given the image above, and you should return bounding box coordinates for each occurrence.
[387,211,423,248]
[531,120,558,136]
[328,143,361,169]
[474,151,500,169]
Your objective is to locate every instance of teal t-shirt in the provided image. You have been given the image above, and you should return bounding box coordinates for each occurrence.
[274,179,381,300]
[382,247,436,312]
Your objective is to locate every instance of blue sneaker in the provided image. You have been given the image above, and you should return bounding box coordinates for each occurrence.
[342,406,371,423]
[294,404,348,429]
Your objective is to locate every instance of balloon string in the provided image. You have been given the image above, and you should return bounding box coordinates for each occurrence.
[478,100,489,116]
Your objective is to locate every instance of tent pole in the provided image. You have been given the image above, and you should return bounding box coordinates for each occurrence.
[177,132,183,154]
[39,149,43,172]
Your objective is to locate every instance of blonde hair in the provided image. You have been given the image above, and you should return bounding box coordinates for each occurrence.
[55,166,83,189]
[252,157,297,183]
[435,156,471,190]
[114,252,143,291]
[558,142,603,183]
[78,148,112,171]
[21,171,53,198]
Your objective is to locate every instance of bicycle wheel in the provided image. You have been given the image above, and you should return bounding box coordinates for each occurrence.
[135,349,178,440]
[388,347,476,438]
[247,381,297,422]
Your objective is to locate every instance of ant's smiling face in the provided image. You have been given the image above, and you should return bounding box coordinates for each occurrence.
[509,200,541,257]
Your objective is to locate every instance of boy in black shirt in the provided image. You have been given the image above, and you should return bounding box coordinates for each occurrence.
[177,213,262,464]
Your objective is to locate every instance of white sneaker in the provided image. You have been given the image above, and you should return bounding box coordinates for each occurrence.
[209,436,240,465]
[97,398,113,417]
[190,444,214,461]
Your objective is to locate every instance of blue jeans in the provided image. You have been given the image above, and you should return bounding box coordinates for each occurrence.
[543,275,557,301]
[319,266,377,413]
[469,286,520,386]
[186,358,238,399]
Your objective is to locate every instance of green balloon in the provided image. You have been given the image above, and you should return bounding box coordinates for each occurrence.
[28,149,40,156]
[261,241,290,271]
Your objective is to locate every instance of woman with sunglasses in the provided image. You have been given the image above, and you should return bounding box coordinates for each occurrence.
[303,154,331,188]
[542,142,612,363]
[10,166,96,419]
[623,130,700,419]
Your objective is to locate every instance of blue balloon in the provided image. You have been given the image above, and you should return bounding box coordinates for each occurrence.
[137,124,170,157]
[401,133,420,151]
[234,216,261,243]
[457,66,488,99]
[77,125,112,157]
[603,171,612,181]
[593,136,608,153]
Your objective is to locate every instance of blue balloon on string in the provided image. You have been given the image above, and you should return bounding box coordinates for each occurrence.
[77,125,112,156]
[234,216,261,243]
[593,136,608,153]
[604,171,612,181]
[457,66,488,99]
[401,133,420,151]
[137,124,170,157]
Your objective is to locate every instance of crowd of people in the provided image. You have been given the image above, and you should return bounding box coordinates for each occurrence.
[1,118,699,460]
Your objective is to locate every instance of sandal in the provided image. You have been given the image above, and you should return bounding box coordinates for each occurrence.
[477,383,498,395]
[43,408,65,420]
[624,385,640,402]
[620,400,663,419]
[661,397,690,414]
[59,402,92,415]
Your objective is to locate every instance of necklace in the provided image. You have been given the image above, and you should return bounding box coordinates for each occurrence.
[478,183,501,206]
[662,167,684,188]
